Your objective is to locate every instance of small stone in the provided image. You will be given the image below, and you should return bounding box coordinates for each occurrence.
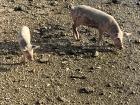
[14,5,25,11]
[38,55,49,63]
[35,100,40,105]
[8,8,14,12]
[96,66,101,69]
[0,9,5,13]
[105,83,112,87]
[38,58,49,63]
[129,91,136,95]
[70,75,86,80]
[49,1,58,6]
[93,51,99,57]
[56,96,69,102]
[136,2,140,5]
[78,87,94,94]
[5,56,12,59]
[99,92,104,95]
[134,39,140,44]
[47,83,51,87]
[66,68,70,71]
[89,66,94,70]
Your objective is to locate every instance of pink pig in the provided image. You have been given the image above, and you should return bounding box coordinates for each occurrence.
[70,5,131,49]
[18,26,39,62]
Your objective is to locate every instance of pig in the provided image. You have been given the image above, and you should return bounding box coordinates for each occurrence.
[70,5,131,50]
[18,26,39,62]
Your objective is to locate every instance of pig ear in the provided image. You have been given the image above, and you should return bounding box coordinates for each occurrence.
[32,45,40,49]
[123,32,132,36]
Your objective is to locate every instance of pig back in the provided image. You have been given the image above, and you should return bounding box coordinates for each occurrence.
[18,26,32,50]
[71,5,113,28]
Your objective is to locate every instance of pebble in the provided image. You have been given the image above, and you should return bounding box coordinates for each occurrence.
[49,1,58,6]
[78,87,94,94]
[70,75,86,80]
[56,96,69,102]
[136,1,140,5]
[35,100,40,105]
[93,51,99,57]
[14,5,26,12]
[38,55,49,63]
[134,39,140,44]
[105,83,112,87]
[96,66,101,69]
[38,57,49,63]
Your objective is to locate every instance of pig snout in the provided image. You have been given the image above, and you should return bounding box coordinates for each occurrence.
[113,38,123,50]
[24,49,34,61]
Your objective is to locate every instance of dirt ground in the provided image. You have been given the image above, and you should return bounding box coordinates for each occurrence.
[0,0,140,105]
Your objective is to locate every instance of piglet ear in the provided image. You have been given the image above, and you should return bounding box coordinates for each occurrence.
[32,45,40,49]
[124,32,132,36]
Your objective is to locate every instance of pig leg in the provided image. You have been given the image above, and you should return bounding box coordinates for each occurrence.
[21,52,27,63]
[72,23,80,41]
[97,31,103,47]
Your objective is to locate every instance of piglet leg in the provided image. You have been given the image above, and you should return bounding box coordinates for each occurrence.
[96,31,103,47]
[72,23,80,41]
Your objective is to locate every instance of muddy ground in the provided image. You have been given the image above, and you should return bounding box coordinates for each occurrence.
[0,0,140,105]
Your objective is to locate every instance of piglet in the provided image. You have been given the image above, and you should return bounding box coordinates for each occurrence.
[70,5,131,50]
[18,26,39,62]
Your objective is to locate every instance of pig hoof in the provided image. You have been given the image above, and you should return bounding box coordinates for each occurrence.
[75,38,80,41]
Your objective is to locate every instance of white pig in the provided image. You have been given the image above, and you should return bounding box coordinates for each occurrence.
[70,5,131,50]
[18,26,39,62]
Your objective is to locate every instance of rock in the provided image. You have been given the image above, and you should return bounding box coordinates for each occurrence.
[136,1,140,5]
[8,8,14,12]
[56,96,69,102]
[89,66,94,70]
[38,58,49,63]
[5,56,12,59]
[128,91,136,95]
[96,66,101,69]
[70,75,86,80]
[93,51,99,57]
[38,55,49,63]
[35,100,40,105]
[78,87,94,94]
[105,83,112,87]
[98,92,104,95]
[49,1,58,6]
[134,39,140,44]
[14,5,27,12]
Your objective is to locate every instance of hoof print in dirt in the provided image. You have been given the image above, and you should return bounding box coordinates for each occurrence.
[78,87,94,94]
